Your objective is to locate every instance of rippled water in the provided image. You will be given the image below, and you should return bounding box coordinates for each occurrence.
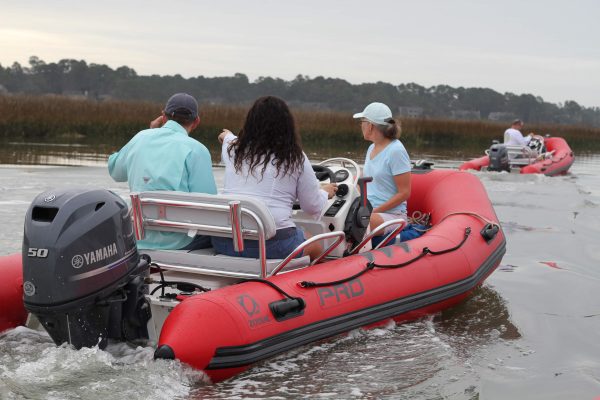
[1,152,599,399]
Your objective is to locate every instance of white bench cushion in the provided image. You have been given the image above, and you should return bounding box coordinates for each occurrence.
[143,248,310,277]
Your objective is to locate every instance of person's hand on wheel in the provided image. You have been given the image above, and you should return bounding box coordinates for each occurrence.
[321,183,338,199]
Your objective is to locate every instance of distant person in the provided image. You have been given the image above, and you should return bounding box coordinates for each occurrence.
[108,93,217,250]
[353,102,411,237]
[504,119,533,146]
[212,96,337,260]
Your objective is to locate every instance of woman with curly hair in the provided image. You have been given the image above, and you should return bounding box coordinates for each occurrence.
[212,96,337,260]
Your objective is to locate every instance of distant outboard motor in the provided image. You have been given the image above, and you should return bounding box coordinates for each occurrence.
[22,188,150,349]
[413,159,434,170]
[487,143,510,172]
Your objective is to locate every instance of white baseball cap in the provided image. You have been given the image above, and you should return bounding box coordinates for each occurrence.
[353,102,393,125]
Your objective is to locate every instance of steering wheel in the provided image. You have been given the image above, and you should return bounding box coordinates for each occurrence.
[312,164,336,183]
[292,165,336,211]
[318,158,360,186]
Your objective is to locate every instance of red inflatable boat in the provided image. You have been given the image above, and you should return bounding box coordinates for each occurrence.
[459,136,574,176]
[0,161,505,383]
[0,253,27,333]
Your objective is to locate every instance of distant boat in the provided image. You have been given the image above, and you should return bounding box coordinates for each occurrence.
[459,136,574,176]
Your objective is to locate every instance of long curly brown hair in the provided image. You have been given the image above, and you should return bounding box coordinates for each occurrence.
[228,96,303,178]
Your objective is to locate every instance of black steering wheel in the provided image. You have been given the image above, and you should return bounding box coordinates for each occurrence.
[312,164,336,182]
[292,165,336,210]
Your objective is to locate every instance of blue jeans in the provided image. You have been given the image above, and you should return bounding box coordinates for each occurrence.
[371,223,428,247]
[211,227,305,259]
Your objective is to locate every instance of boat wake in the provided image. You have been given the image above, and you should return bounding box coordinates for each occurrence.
[0,327,207,400]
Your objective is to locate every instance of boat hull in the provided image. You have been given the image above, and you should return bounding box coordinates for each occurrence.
[156,169,506,382]
[0,253,27,333]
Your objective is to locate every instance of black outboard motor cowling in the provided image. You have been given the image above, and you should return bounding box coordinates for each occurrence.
[487,143,510,172]
[22,188,150,349]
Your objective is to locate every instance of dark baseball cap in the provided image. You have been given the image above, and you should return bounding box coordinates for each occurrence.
[164,93,198,119]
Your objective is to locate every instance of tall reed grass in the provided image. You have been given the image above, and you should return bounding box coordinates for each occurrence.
[0,95,597,152]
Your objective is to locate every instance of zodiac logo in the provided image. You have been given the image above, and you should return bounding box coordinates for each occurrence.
[237,294,260,317]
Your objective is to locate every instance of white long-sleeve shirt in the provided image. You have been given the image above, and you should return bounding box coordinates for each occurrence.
[504,128,531,146]
[220,132,328,230]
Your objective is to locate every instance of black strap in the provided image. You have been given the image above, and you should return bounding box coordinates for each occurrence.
[299,227,471,288]
[240,278,303,302]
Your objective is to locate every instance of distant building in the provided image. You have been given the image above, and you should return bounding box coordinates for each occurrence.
[451,110,481,120]
[398,106,424,118]
[488,112,516,122]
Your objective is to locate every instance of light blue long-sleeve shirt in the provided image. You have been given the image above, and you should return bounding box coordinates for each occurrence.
[108,120,217,249]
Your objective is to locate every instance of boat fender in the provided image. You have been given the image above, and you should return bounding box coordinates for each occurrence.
[269,298,306,321]
[480,223,499,243]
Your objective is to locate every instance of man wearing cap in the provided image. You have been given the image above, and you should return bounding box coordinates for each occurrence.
[504,119,533,146]
[108,93,217,250]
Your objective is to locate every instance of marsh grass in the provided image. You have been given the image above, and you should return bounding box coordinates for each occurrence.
[1,95,598,154]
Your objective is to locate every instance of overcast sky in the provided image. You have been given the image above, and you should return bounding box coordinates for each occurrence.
[1,0,598,107]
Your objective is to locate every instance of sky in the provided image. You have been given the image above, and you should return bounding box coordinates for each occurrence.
[1,0,599,107]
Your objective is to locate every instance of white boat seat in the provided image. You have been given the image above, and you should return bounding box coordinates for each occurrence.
[131,191,278,239]
[130,190,311,279]
[505,145,537,165]
[142,248,311,279]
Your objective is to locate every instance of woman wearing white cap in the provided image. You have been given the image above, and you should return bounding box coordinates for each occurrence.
[353,102,411,236]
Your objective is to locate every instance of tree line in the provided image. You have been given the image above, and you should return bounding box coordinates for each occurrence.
[1,56,599,127]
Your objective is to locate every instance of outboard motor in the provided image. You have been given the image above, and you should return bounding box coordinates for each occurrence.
[22,188,150,349]
[412,159,434,170]
[487,143,510,172]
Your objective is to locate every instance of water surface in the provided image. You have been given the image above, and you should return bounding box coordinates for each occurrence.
[1,146,599,399]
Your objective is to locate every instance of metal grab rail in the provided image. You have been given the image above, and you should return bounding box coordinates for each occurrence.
[229,201,244,252]
[270,231,347,276]
[130,195,269,278]
[349,219,407,255]
[130,193,145,240]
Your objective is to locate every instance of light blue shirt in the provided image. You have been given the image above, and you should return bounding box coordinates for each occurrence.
[363,140,411,214]
[108,120,217,249]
